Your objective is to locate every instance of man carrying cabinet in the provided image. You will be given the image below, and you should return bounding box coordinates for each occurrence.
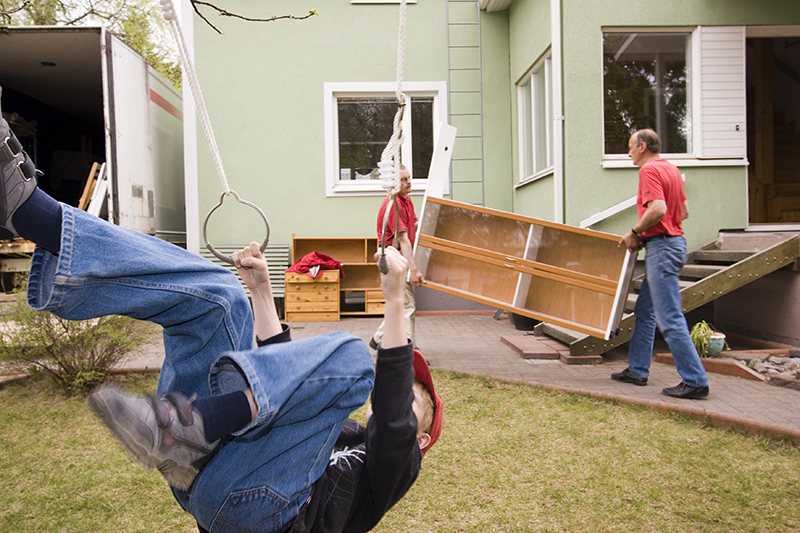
[613,128,710,400]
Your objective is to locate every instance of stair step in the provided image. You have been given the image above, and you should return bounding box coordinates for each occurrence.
[533,322,584,345]
[680,264,725,279]
[630,278,694,291]
[689,250,753,263]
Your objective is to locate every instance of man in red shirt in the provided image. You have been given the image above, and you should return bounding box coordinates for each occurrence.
[614,129,710,399]
[370,165,424,349]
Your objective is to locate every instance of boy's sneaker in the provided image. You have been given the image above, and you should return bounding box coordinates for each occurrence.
[0,113,38,238]
[89,384,219,490]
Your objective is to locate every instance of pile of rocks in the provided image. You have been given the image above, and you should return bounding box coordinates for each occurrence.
[727,348,800,391]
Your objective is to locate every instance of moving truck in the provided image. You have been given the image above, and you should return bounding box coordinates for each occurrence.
[0,25,185,244]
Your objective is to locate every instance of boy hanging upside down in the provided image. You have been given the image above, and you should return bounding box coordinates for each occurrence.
[0,100,442,533]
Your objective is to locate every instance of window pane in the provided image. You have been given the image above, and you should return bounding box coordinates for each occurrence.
[533,68,549,172]
[338,98,396,180]
[521,80,533,177]
[603,32,691,154]
[410,97,434,180]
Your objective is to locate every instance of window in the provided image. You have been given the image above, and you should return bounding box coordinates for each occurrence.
[517,53,553,183]
[324,82,447,196]
[603,31,692,155]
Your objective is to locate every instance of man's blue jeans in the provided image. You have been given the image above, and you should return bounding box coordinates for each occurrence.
[628,235,709,388]
[27,205,375,533]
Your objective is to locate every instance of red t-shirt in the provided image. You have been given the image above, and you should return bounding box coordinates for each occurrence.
[376,193,417,247]
[637,159,686,239]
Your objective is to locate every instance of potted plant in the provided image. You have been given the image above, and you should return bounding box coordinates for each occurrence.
[690,321,728,358]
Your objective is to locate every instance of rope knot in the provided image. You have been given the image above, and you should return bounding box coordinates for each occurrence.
[160,0,175,21]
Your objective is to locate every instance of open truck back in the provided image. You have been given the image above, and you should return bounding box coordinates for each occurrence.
[0,26,185,244]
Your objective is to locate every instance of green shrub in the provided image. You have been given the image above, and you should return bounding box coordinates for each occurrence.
[0,293,151,395]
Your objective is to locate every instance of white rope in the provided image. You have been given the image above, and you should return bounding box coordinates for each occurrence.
[378,0,407,196]
[160,0,230,195]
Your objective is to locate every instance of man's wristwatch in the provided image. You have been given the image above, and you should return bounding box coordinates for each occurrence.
[631,228,641,239]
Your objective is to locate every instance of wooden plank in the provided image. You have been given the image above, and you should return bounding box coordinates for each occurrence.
[78,162,100,211]
[0,240,36,254]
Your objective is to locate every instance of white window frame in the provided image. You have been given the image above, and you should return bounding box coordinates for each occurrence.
[517,52,553,185]
[324,81,448,197]
[601,26,747,168]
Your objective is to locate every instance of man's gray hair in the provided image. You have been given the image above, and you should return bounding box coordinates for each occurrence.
[634,129,661,154]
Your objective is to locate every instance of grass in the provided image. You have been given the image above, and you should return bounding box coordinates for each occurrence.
[1,371,799,533]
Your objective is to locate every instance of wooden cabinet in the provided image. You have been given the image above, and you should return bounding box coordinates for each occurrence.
[284,270,340,322]
[288,236,384,321]
[416,197,635,340]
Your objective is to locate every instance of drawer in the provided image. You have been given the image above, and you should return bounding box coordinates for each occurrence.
[286,283,338,295]
[366,302,385,314]
[286,301,339,313]
[285,311,340,322]
[365,290,385,303]
[286,292,338,304]
[284,270,339,283]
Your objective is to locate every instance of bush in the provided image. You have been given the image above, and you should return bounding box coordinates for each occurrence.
[0,293,152,395]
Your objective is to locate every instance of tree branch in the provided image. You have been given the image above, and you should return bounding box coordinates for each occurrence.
[0,1,31,23]
[189,1,317,35]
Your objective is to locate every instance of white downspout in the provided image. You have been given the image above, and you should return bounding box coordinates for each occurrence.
[551,0,564,223]
[180,0,200,254]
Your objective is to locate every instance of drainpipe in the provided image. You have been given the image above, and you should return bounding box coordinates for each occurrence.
[551,0,564,223]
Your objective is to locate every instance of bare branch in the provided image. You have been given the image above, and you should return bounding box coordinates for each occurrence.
[189,1,317,35]
[0,1,31,23]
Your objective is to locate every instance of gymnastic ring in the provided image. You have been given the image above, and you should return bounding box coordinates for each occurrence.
[203,189,270,265]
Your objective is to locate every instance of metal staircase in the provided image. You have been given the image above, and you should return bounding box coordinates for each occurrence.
[536,232,800,356]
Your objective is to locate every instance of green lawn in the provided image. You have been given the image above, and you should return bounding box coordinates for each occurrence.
[1,371,798,533]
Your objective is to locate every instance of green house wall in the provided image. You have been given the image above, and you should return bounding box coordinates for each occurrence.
[192,1,449,249]
[498,0,800,251]
[190,0,800,257]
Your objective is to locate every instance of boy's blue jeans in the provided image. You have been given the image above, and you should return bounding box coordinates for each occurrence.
[27,205,375,533]
[627,235,709,388]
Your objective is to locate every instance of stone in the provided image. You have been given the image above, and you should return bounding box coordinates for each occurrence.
[769,372,800,390]
[789,348,800,358]
[768,356,791,365]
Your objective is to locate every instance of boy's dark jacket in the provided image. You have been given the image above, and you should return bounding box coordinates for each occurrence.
[285,341,422,533]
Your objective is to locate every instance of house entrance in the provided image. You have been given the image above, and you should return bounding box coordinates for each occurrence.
[746,31,800,225]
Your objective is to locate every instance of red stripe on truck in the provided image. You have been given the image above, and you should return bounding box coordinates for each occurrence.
[150,89,183,121]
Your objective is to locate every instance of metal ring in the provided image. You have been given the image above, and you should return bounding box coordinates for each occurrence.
[203,189,270,265]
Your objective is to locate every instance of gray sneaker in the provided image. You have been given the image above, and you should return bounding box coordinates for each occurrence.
[89,385,219,490]
[0,102,38,238]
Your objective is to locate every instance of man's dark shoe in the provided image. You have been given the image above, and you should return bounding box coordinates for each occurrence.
[369,337,379,350]
[89,384,219,490]
[610,367,648,386]
[662,382,709,399]
[0,100,38,238]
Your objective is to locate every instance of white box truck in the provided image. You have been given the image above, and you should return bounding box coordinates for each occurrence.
[0,25,185,244]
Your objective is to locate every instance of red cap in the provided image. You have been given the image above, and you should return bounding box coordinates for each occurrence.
[412,349,443,455]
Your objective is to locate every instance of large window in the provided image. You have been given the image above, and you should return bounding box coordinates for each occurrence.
[603,31,692,155]
[517,53,553,182]
[324,82,447,196]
